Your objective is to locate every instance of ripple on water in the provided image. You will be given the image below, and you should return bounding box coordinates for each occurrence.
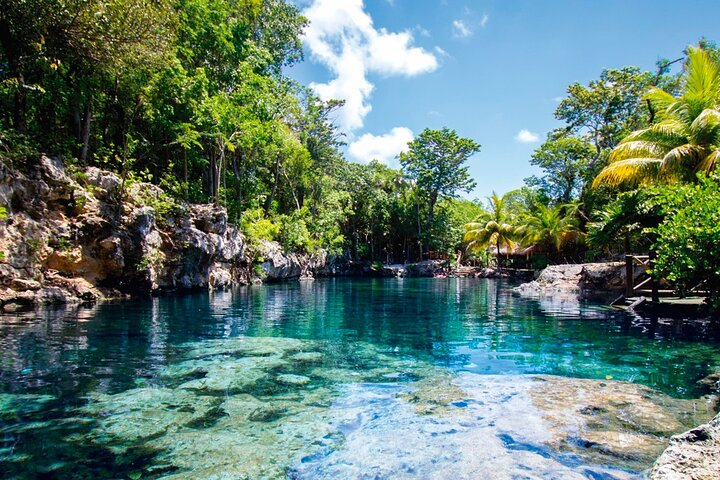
[72,337,714,479]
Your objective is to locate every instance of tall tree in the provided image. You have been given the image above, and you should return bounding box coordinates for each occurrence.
[555,66,653,169]
[463,192,517,264]
[593,46,720,188]
[525,130,596,203]
[399,127,480,253]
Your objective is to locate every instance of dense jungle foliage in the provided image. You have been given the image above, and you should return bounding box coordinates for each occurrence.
[1,0,719,303]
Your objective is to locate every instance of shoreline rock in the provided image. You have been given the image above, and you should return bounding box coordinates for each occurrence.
[513,262,646,297]
[0,156,341,310]
[650,413,720,479]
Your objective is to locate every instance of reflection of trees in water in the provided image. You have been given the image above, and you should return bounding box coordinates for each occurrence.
[0,280,719,399]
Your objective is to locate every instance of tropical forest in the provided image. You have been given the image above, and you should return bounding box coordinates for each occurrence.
[0,1,719,479]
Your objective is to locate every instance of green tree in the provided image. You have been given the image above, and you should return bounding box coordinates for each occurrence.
[400,127,480,254]
[586,189,662,256]
[526,131,595,203]
[653,174,720,310]
[594,46,720,187]
[518,203,582,257]
[556,66,653,168]
[463,192,517,265]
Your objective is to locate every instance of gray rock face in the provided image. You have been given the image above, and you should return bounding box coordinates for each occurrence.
[261,241,304,281]
[650,413,720,480]
[0,156,351,305]
[258,241,343,282]
[514,262,645,296]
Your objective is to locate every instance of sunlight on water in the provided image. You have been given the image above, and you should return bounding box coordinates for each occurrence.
[0,278,719,478]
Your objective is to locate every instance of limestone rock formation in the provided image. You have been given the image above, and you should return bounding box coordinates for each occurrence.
[514,262,645,296]
[0,156,341,308]
[650,413,720,480]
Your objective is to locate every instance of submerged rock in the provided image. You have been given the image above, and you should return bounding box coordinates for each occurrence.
[76,336,715,479]
[527,375,714,471]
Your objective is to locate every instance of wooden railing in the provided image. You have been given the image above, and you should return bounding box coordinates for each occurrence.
[625,255,661,302]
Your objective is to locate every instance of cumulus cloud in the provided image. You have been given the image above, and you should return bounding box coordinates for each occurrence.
[452,19,473,38]
[515,129,540,143]
[302,0,438,132]
[480,14,489,28]
[347,127,414,164]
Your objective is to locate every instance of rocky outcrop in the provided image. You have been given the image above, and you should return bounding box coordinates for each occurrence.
[650,413,720,479]
[257,241,346,282]
[0,156,345,309]
[379,260,444,278]
[514,262,645,297]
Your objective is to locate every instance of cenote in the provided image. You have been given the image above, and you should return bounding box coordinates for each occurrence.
[2,278,719,479]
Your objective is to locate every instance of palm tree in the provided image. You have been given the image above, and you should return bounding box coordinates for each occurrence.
[593,46,720,187]
[463,192,517,264]
[518,203,582,255]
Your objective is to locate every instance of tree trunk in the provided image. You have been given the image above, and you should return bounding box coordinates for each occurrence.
[209,146,219,204]
[232,151,243,219]
[79,98,92,164]
[183,150,189,201]
[426,191,437,255]
[265,154,281,214]
[14,73,27,135]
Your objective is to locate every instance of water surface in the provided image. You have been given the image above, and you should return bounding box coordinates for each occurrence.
[1,278,719,479]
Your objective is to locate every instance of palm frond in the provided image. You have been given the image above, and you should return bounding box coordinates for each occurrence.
[684,47,720,107]
[696,149,720,174]
[644,87,676,115]
[660,144,706,180]
[592,158,662,188]
[620,121,686,145]
[609,140,668,162]
[689,108,720,144]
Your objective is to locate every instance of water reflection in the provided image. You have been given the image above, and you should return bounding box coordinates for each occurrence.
[0,278,719,478]
[0,279,718,400]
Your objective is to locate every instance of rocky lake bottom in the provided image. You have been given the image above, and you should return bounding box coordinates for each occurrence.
[1,278,719,479]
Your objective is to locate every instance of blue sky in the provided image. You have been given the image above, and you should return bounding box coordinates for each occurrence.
[288,0,720,200]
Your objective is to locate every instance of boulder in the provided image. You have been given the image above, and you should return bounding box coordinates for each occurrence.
[191,204,228,235]
[84,167,121,200]
[9,278,41,291]
[38,155,70,186]
[515,262,644,296]
[650,414,720,479]
[260,241,303,281]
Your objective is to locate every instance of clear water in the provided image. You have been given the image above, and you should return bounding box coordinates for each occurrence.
[1,278,719,479]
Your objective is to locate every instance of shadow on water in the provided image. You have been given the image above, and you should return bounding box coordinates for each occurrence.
[0,278,719,478]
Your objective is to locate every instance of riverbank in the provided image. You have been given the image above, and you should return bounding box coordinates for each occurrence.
[0,157,519,312]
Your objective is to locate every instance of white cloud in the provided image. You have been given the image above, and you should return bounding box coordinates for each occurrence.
[515,129,540,143]
[480,14,489,28]
[452,19,473,38]
[347,127,414,164]
[434,46,449,57]
[302,0,438,132]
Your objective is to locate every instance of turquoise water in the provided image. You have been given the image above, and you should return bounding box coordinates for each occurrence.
[1,278,719,479]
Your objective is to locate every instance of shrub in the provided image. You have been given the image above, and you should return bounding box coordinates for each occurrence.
[653,174,720,310]
[241,208,280,249]
[278,209,314,253]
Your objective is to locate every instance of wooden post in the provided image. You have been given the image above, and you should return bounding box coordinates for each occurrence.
[649,250,660,303]
[625,255,634,297]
